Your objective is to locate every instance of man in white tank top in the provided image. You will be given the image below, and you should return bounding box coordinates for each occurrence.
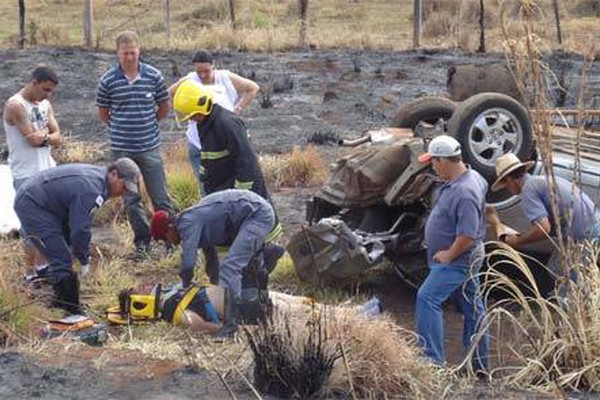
[3,65,62,189]
[3,65,62,271]
[168,50,259,186]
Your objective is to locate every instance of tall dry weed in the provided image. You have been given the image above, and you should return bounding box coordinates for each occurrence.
[479,242,600,392]
[472,2,600,393]
[0,238,53,345]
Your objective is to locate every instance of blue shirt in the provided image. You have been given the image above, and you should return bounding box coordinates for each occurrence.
[521,174,600,241]
[96,62,169,153]
[176,189,275,279]
[14,164,109,265]
[424,168,488,267]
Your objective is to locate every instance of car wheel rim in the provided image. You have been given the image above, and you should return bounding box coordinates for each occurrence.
[466,107,524,168]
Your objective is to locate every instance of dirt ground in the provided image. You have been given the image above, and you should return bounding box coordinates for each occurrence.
[1,47,598,399]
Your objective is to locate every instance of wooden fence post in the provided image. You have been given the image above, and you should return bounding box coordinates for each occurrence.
[553,0,563,44]
[18,0,26,49]
[164,0,171,46]
[413,0,422,49]
[299,0,309,47]
[229,0,236,29]
[83,0,93,48]
[477,0,486,52]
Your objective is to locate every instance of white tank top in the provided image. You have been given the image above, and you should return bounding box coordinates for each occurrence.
[185,70,239,150]
[3,93,56,180]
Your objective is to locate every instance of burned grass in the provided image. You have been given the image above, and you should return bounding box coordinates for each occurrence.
[244,300,445,398]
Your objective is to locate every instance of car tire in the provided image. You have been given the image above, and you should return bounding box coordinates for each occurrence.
[446,92,534,183]
[390,96,457,130]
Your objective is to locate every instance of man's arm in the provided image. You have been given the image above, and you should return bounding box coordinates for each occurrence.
[45,103,62,146]
[433,235,475,264]
[68,194,97,266]
[3,100,49,147]
[229,72,259,115]
[156,100,170,121]
[97,107,110,124]
[504,217,551,248]
[179,221,202,287]
[226,119,256,190]
[154,73,170,121]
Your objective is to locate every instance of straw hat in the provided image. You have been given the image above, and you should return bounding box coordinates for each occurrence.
[491,153,534,192]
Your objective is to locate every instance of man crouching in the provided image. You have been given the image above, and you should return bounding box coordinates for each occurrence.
[150,189,275,338]
[14,158,141,315]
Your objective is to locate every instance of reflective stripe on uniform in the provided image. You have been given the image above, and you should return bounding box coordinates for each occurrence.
[265,222,283,243]
[200,150,230,160]
[234,180,254,190]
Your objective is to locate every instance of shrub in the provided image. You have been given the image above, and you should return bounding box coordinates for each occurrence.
[261,146,327,190]
[163,142,200,211]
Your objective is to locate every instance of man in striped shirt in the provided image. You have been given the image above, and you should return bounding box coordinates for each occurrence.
[96,30,173,260]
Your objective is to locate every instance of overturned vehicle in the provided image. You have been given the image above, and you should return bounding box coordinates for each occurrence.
[287,92,600,290]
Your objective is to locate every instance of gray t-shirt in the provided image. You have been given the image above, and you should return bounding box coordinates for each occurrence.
[424,168,488,267]
[521,174,600,241]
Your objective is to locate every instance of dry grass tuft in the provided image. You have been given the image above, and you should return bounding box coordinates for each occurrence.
[326,311,442,398]
[260,146,327,190]
[0,238,53,345]
[163,141,200,211]
[245,300,443,398]
[52,138,107,165]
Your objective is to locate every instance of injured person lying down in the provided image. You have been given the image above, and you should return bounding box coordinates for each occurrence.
[106,282,382,335]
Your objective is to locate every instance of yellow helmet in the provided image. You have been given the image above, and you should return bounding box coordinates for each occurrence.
[173,79,214,122]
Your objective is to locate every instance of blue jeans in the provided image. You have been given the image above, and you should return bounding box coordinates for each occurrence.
[112,148,173,248]
[416,264,489,371]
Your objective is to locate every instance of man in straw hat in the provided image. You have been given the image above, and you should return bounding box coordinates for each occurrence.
[415,135,489,372]
[14,158,141,315]
[491,153,600,276]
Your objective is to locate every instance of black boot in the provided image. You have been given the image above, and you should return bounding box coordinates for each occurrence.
[53,272,84,315]
[215,288,239,340]
[263,243,285,273]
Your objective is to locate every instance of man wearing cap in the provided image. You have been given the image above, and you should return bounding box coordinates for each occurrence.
[415,135,489,371]
[96,30,173,260]
[171,79,285,282]
[491,153,600,276]
[13,158,141,315]
[150,189,276,337]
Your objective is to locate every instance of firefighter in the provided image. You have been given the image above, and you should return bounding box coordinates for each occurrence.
[171,79,284,283]
[150,189,276,337]
[14,158,141,315]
